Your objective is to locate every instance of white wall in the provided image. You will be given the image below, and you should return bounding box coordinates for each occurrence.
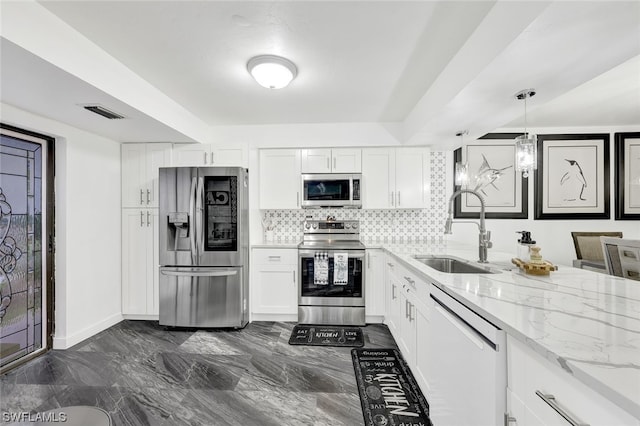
[444,126,640,267]
[1,103,122,349]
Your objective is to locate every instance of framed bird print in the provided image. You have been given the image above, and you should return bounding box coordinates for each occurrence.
[534,133,610,220]
[453,133,528,219]
[614,132,640,220]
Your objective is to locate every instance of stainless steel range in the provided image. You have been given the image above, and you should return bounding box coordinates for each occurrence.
[298,218,365,326]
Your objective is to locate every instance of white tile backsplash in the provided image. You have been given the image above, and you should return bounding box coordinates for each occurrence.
[261,151,448,243]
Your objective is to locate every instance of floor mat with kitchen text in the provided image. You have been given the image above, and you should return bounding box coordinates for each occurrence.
[287,324,364,347]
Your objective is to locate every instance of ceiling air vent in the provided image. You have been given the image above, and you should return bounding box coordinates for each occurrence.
[82,105,126,120]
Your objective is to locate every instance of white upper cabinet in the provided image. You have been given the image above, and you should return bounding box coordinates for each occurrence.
[121,143,172,208]
[395,147,428,209]
[362,147,428,209]
[259,149,302,209]
[362,148,395,208]
[301,148,361,173]
[172,143,248,168]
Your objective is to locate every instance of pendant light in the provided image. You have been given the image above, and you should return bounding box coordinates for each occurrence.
[454,130,469,187]
[514,89,537,178]
[247,55,297,89]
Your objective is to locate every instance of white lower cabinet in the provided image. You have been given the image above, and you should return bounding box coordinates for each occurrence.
[122,208,159,317]
[385,258,402,336]
[365,249,385,320]
[507,335,638,426]
[251,248,298,320]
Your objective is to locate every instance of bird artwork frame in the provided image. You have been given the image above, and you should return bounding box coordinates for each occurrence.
[535,133,610,220]
[614,132,640,220]
[453,133,528,219]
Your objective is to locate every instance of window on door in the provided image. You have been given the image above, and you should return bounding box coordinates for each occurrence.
[0,124,54,372]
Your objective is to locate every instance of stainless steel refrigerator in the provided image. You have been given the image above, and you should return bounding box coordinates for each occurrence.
[158,166,249,328]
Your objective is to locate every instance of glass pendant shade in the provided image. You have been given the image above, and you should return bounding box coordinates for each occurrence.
[514,89,537,178]
[455,162,469,186]
[515,133,537,178]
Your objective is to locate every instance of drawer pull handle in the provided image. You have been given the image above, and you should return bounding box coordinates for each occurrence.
[535,391,589,426]
[268,256,281,260]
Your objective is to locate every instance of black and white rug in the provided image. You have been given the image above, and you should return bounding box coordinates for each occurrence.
[288,325,364,347]
[351,348,432,426]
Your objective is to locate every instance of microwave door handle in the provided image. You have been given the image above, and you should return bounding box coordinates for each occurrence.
[189,176,197,259]
[196,176,205,255]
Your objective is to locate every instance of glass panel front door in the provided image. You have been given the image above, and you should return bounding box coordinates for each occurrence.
[0,129,49,370]
[204,176,237,252]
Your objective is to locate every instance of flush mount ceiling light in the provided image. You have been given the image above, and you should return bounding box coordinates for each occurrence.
[514,89,537,178]
[247,55,297,89]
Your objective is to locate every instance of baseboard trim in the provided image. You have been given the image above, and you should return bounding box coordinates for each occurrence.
[365,315,384,324]
[122,314,159,321]
[251,313,298,322]
[52,312,123,349]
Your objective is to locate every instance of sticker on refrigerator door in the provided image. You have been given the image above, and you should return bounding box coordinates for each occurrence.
[206,191,229,205]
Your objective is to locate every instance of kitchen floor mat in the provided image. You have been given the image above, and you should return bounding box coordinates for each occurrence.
[287,325,364,347]
[351,348,433,426]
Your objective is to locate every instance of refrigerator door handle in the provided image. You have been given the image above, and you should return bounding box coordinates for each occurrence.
[196,176,205,256]
[189,176,197,259]
[161,269,238,277]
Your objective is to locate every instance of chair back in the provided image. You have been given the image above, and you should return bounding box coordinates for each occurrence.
[600,237,640,281]
[571,231,622,261]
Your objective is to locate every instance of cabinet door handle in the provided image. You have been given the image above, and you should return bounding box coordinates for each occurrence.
[392,284,396,300]
[326,158,330,169]
[397,191,401,206]
[333,157,336,169]
[140,211,144,227]
[504,413,517,426]
[211,152,215,164]
[409,302,414,322]
[535,391,589,426]
[268,255,281,260]
[390,192,394,207]
[367,252,370,269]
[296,192,300,207]
[404,276,415,285]
[203,152,208,164]
[405,299,410,318]
[146,189,151,204]
[147,211,150,227]
[293,270,296,284]
[387,262,394,267]
[140,189,144,205]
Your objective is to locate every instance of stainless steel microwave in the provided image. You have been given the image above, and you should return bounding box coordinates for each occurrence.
[301,173,362,208]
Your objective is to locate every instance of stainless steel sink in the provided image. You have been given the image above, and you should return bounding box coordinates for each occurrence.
[412,255,497,274]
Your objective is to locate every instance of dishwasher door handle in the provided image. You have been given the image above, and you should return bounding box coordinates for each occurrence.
[431,294,496,351]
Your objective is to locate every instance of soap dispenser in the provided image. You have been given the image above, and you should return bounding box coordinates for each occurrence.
[516,231,536,262]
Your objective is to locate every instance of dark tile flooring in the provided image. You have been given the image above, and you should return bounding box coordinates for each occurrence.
[0,321,398,425]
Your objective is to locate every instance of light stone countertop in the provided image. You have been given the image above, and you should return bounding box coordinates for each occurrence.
[380,241,640,419]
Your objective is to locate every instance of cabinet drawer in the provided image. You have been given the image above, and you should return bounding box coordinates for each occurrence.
[252,249,298,265]
[508,336,638,426]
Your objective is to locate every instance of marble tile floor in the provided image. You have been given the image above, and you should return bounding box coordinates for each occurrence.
[0,321,398,425]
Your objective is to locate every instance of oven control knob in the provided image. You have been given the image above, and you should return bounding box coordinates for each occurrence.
[352,223,358,229]
[304,222,311,230]
[312,223,318,229]
[344,223,351,229]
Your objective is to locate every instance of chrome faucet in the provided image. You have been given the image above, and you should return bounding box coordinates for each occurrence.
[444,189,492,263]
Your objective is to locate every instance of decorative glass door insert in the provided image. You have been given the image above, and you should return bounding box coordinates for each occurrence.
[0,127,51,371]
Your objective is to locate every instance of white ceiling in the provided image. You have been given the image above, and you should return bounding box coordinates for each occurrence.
[1,1,639,145]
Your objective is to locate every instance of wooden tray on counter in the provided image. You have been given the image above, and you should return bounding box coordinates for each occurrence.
[511,258,558,275]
